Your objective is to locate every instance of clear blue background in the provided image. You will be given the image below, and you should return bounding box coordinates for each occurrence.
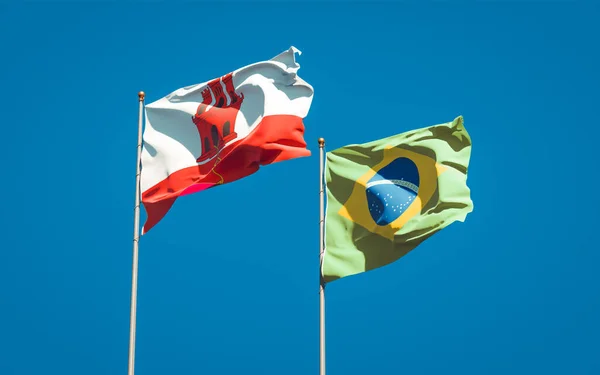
[1,2,599,374]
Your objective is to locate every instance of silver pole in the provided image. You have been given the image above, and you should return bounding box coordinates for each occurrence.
[128,91,145,375]
[318,138,326,375]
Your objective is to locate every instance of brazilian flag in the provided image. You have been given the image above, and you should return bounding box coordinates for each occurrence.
[323,116,473,283]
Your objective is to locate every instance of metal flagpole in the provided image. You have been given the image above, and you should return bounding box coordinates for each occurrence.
[128,91,145,375]
[318,137,326,375]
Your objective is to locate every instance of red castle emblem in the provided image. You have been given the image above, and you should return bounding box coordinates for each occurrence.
[192,73,245,163]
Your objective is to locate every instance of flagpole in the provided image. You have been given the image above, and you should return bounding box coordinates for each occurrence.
[318,137,326,375]
[128,91,145,375]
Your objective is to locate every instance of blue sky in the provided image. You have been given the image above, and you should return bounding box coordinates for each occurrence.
[1,2,599,374]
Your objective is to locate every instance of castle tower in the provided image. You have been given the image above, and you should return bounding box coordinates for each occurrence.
[192,73,244,162]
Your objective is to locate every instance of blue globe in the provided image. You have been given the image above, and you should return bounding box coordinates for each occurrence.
[365,157,420,226]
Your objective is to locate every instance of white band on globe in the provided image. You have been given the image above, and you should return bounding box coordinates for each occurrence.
[365,179,419,194]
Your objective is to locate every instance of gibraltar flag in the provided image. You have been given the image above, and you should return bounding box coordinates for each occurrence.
[140,47,314,234]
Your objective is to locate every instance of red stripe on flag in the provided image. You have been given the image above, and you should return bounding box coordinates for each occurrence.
[141,114,310,234]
